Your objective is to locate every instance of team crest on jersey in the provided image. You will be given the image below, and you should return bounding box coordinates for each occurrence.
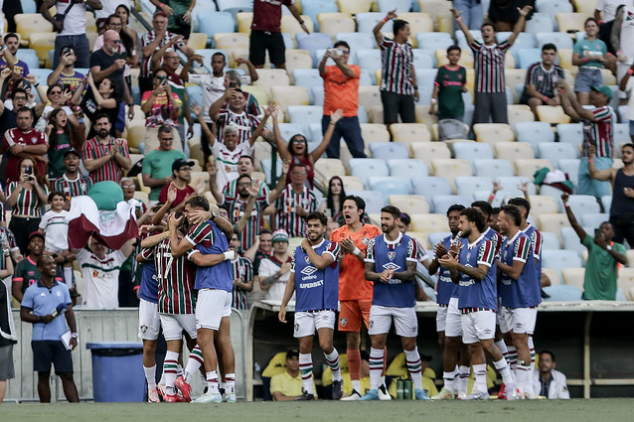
[140,325,148,333]
[466,252,471,262]
[304,256,311,264]
[340,318,347,327]
[387,251,396,261]
[362,237,369,245]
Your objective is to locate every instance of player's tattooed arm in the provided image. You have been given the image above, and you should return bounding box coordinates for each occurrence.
[301,238,335,269]
[391,260,417,281]
[364,261,389,283]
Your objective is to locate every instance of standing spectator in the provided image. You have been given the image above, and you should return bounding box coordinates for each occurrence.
[488,0,534,32]
[2,0,23,33]
[141,67,183,152]
[258,229,292,302]
[74,237,136,309]
[610,4,634,105]
[0,88,35,186]
[2,107,48,185]
[150,0,196,39]
[521,43,565,119]
[209,155,271,207]
[250,0,308,70]
[373,10,419,127]
[228,231,254,311]
[0,33,30,77]
[45,108,84,181]
[245,229,274,303]
[319,176,346,219]
[596,0,622,55]
[19,255,79,403]
[453,0,483,30]
[275,164,318,237]
[0,235,16,403]
[54,149,93,198]
[95,0,132,20]
[559,81,615,199]
[92,13,138,87]
[48,47,85,95]
[12,232,48,303]
[562,193,627,300]
[142,125,187,205]
[319,42,367,159]
[453,5,532,125]
[273,109,343,189]
[430,45,468,121]
[573,18,610,105]
[39,191,74,287]
[158,158,196,211]
[71,74,120,138]
[115,5,139,68]
[139,11,194,94]
[207,69,261,123]
[40,0,102,69]
[82,114,132,184]
[212,89,270,146]
[587,143,634,247]
[533,350,570,399]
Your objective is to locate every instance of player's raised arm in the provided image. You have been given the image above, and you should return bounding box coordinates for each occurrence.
[301,238,336,270]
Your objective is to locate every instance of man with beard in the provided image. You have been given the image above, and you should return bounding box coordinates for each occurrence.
[2,107,48,185]
[259,230,292,302]
[12,232,52,303]
[82,114,131,184]
[278,212,343,401]
[54,149,93,198]
[360,206,429,401]
[438,208,516,401]
[158,159,196,212]
[329,196,382,400]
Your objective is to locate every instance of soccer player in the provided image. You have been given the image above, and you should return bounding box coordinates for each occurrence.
[168,196,236,403]
[329,195,382,400]
[278,212,343,401]
[427,204,471,400]
[360,206,429,401]
[438,208,517,400]
[497,205,541,399]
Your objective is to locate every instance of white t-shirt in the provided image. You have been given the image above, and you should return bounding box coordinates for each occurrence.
[94,0,132,19]
[598,0,631,22]
[189,73,226,122]
[39,209,69,252]
[211,141,254,189]
[57,1,87,36]
[620,6,634,65]
[76,248,127,309]
[258,257,293,302]
[625,78,634,120]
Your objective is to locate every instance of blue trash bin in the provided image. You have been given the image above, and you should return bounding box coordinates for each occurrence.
[86,342,145,402]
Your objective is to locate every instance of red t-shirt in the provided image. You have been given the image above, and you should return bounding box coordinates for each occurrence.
[251,0,293,33]
[2,127,48,184]
[158,183,196,208]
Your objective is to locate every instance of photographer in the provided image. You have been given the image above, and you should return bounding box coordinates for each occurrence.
[141,68,183,152]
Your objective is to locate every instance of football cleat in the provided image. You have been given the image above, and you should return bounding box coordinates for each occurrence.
[224,393,237,403]
[147,388,160,403]
[341,389,362,401]
[415,388,431,400]
[175,376,192,402]
[431,388,455,400]
[378,384,392,400]
[463,391,490,400]
[498,383,506,399]
[359,389,379,401]
[332,380,343,400]
[156,383,168,400]
[192,392,223,403]
[163,393,187,403]
[295,391,315,401]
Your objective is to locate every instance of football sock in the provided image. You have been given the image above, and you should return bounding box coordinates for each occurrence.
[184,345,204,384]
[516,364,531,394]
[496,339,509,362]
[507,345,518,372]
[225,373,236,394]
[458,365,470,394]
[144,365,157,390]
[493,358,514,386]
[347,348,361,382]
[164,351,179,395]
[369,348,384,390]
[405,348,423,390]
[324,349,342,382]
[473,363,488,394]
[351,380,361,393]
[206,371,219,394]
[442,369,456,393]
[299,353,314,395]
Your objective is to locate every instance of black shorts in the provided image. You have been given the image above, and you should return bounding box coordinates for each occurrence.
[380,90,416,124]
[32,340,74,374]
[249,30,285,66]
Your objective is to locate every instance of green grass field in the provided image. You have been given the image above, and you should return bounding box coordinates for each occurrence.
[3,399,634,422]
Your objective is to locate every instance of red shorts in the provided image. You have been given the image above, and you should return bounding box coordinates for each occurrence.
[338,300,372,332]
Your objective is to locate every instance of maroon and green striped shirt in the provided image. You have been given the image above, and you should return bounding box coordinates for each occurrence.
[53,174,93,198]
[582,106,615,158]
[82,136,130,184]
[231,256,253,310]
[275,185,317,237]
[470,40,511,93]
[227,196,268,251]
[222,178,269,204]
[7,182,48,217]
[379,36,415,95]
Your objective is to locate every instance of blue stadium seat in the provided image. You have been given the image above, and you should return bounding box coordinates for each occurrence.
[369,142,410,160]
[453,142,494,170]
[517,48,542,70]
[525,13,555,37]
[358,106,369,123]
[614,123,630,156]
[455,176,494,199]
[495,176,536,195]
[538,143,579,168]
[369,177,412,201]
[293,69,322,104]
[473,159,515,178]
[312,86,325,105]
[378,0,411,14]
[415,69,438,101]
[308,123,323,144]
[542,284,582,301]
[541,231,561,250]
[535,32,573,51]
[556,123,583,151]
[278,123,311,142]
[538,185,566,212]
[566,194,601,215]
[415,33,453,55]
[411,177,452,205]
[602,195,612,214]
[16,49,40,69]
[302,0,339,31]
[282,33,295,50]
[387,159,428,179]
[198,12,235,47]
[260,159,283,184]
[537,0,573,21]
[216,0,253,11]
[542,250,584,278]
[580,213,609,230]
[21,0,38,13]
[30,68,52,86]
[561,227,591,256]
[288,106,323,125]
[296,33,334,64]
[432,195,472,214]
[497,32,535,61]
[515,121,555,156]
[347,190,386,214]
[359,70,373,86]
[557,159,580,191]
[335,33,377,51]
[454,30,483,51]
[186,86,203,119]
[349,158,390,187]
[356,12,394,33]
[428,232,451,249]
[356,49,382,84]
[192,2,219,32]
[412,49,434,69]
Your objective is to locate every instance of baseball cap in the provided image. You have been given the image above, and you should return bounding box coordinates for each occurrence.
[154,10,168,18]
[172,158,195,172]
[28,231,45,242]
[286,348,299,359]
[64,148,80,158]
[272,229,289,243]
[590,85,612,100]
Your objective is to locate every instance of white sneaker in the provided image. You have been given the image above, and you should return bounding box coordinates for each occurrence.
[341,390,362,401]
[431,388,455,400]
[193,392,223,403]
[463,391,490,400]
[378,384,392,400]
[147,388,160,403]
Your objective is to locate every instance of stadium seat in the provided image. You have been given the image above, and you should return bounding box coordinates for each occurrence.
[339,176,364,191]
[369,142,410,160]
[515,121,555,156]
[412,49,434,69]
[187,33,209,49]
[358,86,382,112]
[414,105,439,133]
[494,142,535,162]
[377,0,411,13]
[514,158,554,178]
[387,159,428,179]
[537,106,570,124]
[507,104,534,129]
[287,105,323,125]
[432,159,472,194]
[454,29,483,51]
[348,190,386,214]
[29,33,56,68]
[453,142,494,170]
[538,0,574,18]
[428,231,451,248]
[535,32,573,51]
[432,195,472,214]
[318,16,357,38]
[542,267,563,285]
[302,0,339,31]
[530,195,560,218]
[15,49,39,69]
[271,86,310,117]
[561,267,586,292]
[580,213,609,230]
[542,284,582,301]
[213,33,249,50]
[614,123,631,157]
[411,176,452,203]
[335,32,377,52]
[369,177,412,201]
[537,213,571,241]
[361,123,391,144]
[601,195,612,214]
[253,69,290,94]
[295,33,333,63]
[349,158,389,187]
[544,251,584,278]
[538,143,579,169]
[292,69,321,104]
[216,0,252,11]
[336,0,372,14]
[617,268,634,297]
[525,13,555,38]
[285,50,314,79]
[314,158,347,182]
[566,194,601,215]
[561,226,591,256]
[408,213,447,233]
[517,48,542,70]
[496,176,535,194]
[557,123,583,151]
[390,124,432,145]
[455,176,494,199]
[15,14,53,46]
[389,194,430,215]
[281,15,315,38]
[198,12,235,44]
[356,12,394,34]
[473,123,515,145]
[473,159,515,178]
[416,32,453,54]
[277,123,310,143]
[556,12,591,35]
[541,232,561,250]
[411,142,451,168]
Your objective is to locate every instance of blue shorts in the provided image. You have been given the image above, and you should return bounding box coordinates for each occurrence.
[32,340,74,374]
[574,67,604,93]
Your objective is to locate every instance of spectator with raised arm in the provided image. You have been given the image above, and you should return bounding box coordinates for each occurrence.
[0,33,30,77]
[71,73,120,138]
[141,67,183,152]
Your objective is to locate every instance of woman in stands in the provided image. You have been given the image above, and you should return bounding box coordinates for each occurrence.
[40,84,80,128]
[71,74,120,138]
[319,176,346,219]
[272,108,344,189]
[45,108,85,181]
[573,17,613,105]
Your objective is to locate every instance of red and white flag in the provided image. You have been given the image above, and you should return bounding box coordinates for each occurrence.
[67,196,139,250]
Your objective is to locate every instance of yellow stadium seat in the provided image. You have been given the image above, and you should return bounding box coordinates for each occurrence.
[30,33,56,68]
[340,176,364,191]
[254,69,290,94]
[188,33,208,50]
[542,267,562,285]
[436,49,474,68]
[253,141,275,172]
[85,12,97,33]
[473,123,515,145]
[317,12,352,23]
[281,15,314,39]
[271,86,310,117]
[242,85,270,109]
[87,32,99,50]
[336,0,372,15]
[414,106,439,135]
[575,0,598,15]
[556,13,591,34]
[359,86,383,112]
[188,137,205,167]
[409,213,448,233]
[390,124,432,145]
[133,191,149,206]
[190,171,210,194]
[537,213,571,242]
[495,142,535,161]
[419,0,452,31]
[410,142,450,168]
[368,105,385,124]
[529,195,559,218]
[505,50,516,69]
[360,123,391,144]
[507,105,535,130]
[397,13,434,44]
[437,14,453,34]
[236,12,253,34]
[285,49,314,82]
[515,158,554,178]
[228,48,250,68]
[536,105,571,124]
[407,232,432,250]
[214,33,250,50]
[441,139,473,155]
[389,195,430,215]
[15,14,53,45]
[137,174,151,194]
[558,49,577,75]
[314,158,346,182]
[432,158,472,193]
[617,268,634,295]
[562,268,585,290]
[505,69,527,98]
[600,69,616,85]
[127,124,146,151]
[319,16,356,38]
